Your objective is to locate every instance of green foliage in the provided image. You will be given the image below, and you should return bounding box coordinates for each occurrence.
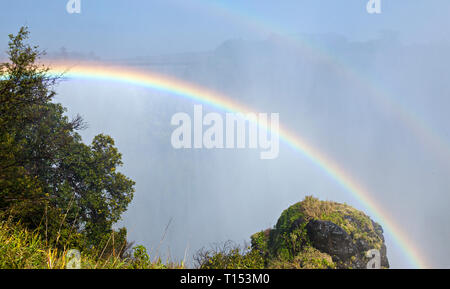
[264,200,310,261]
[248,196,385,269]
[129,245,178,269]
[0,220,47,269]
[270,247,335,269]
[191,196,384,269]
[250,230,270,258]
[292,247,336,269]
[267,196,383,257]
[0,27,135,250]
[132,245,151,268]
[194,241,265,269]
[0,219,183,269]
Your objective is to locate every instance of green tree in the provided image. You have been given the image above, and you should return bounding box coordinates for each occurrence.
[0,27,135,248]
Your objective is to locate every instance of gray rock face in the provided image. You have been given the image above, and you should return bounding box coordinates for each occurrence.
[306,219,389,268]
[306,220,358,261]
[251,197,391,269]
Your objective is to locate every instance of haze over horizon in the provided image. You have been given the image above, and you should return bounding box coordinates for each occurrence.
[1,0,449,268]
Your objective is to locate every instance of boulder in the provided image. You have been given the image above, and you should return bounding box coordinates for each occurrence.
[251,196,390,268]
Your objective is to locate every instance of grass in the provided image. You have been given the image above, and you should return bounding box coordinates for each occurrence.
[0,196,387,269]
[0,219,185,269]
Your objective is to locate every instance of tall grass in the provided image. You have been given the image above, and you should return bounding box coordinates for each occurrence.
[0,219,185,269]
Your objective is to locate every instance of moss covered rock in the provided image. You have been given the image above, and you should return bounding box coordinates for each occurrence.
[250,196,389,269]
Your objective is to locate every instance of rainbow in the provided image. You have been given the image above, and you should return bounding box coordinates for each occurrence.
[195,0,450,168]
[46,61,428,268]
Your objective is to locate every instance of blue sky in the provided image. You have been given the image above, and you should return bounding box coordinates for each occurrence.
[2,1,450,268]
[1,1,449,57]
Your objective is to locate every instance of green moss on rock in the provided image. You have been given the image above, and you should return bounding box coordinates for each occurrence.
[250,196,389,269]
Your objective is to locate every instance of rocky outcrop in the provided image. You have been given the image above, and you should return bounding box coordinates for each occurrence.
[306,219,357,260]
[251,196,389,269]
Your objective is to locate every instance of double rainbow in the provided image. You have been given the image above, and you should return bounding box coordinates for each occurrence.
[47,61,428,268]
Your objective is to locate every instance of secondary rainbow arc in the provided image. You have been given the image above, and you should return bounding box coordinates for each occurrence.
[194,0,450,169]
[47,61,428,268]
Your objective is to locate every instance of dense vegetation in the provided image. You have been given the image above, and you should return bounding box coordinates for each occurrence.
[0,219,185,269]
[195,196,389,269]
[0,27,182,269]
[0,28,387,269]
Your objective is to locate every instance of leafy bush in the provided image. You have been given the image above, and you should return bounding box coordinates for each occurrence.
[194,241,265,269]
